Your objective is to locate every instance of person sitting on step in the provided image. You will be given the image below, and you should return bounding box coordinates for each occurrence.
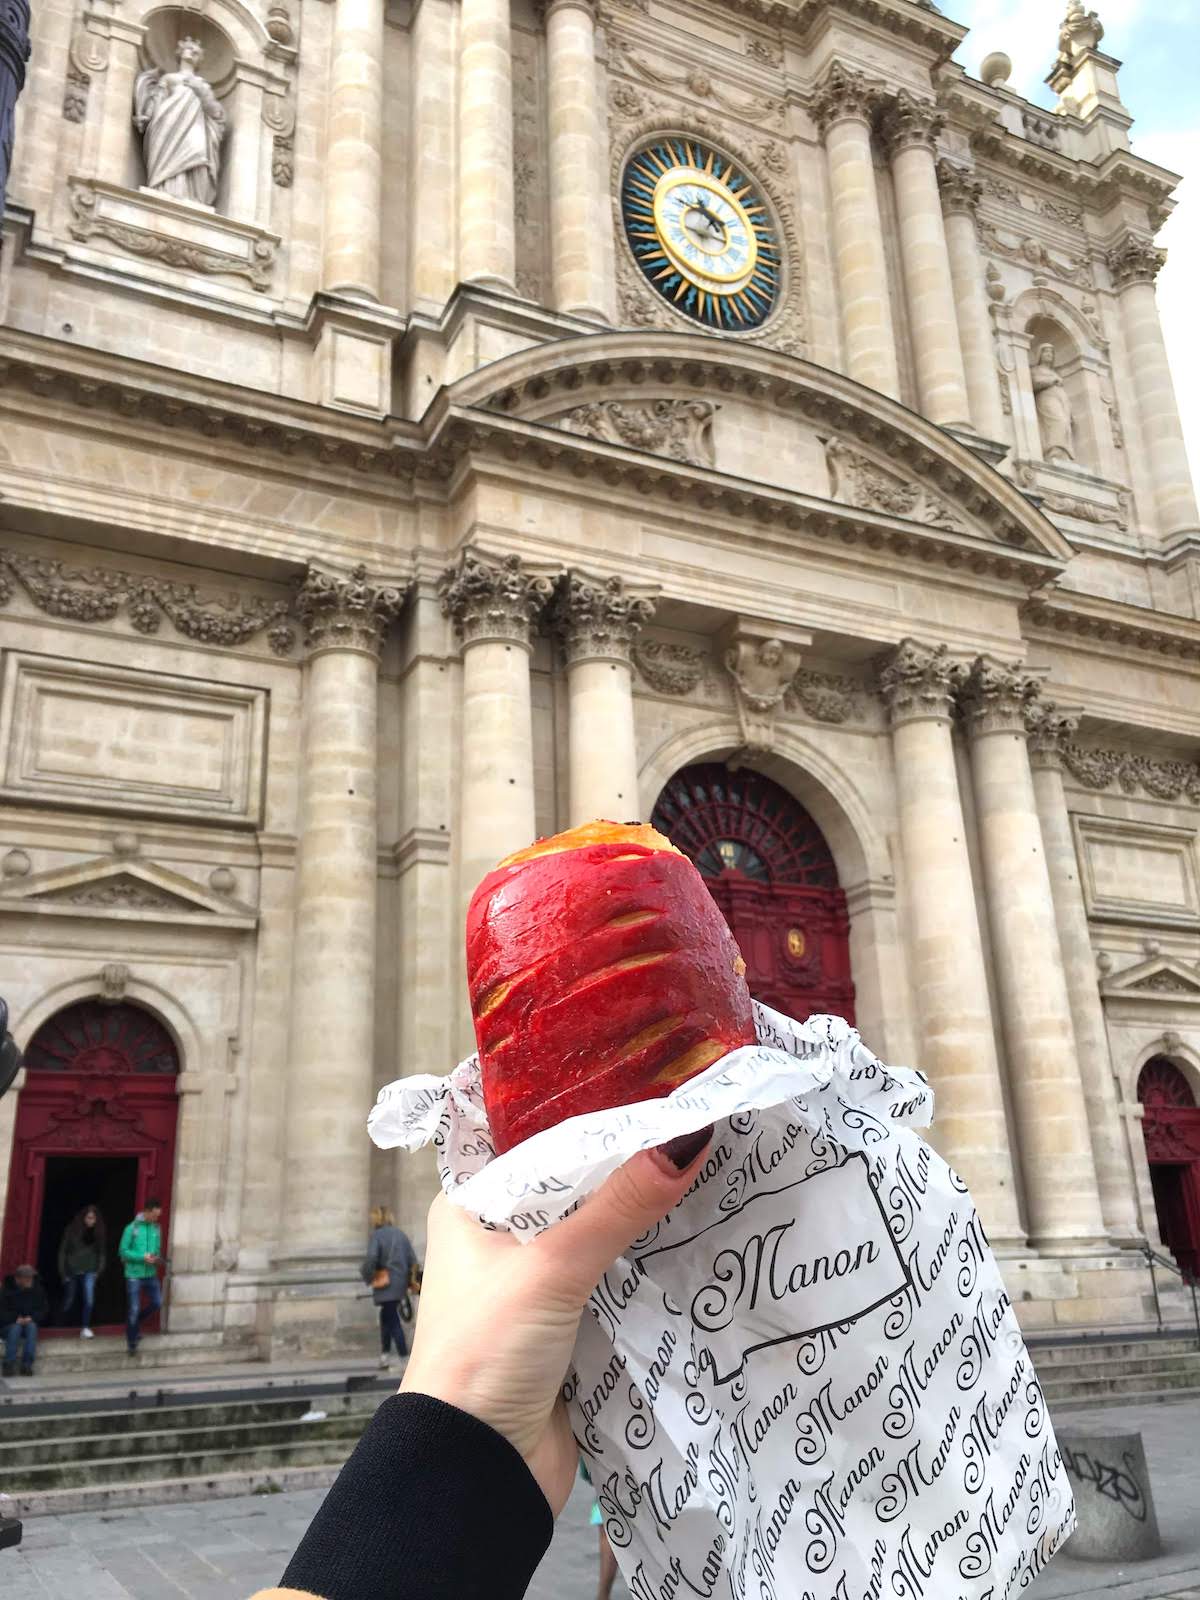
[1,1264,49,1378]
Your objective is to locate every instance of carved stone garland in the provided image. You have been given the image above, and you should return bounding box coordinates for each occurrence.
[548,398,717,466]
[1061,744,1200,805]
[0,548,297,654]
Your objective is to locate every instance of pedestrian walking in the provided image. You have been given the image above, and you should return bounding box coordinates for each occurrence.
[1,1264,49,1377]
[118,1197,163,1355]
[360,1204,418,1369]
[58,1202,106,1338]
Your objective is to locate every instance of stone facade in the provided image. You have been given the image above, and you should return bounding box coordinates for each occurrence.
[1,0,1198,1353]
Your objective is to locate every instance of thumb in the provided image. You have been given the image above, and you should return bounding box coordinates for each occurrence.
[542,1126,713,1297]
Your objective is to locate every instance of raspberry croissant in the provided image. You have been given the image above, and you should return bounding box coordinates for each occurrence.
[468,820,755,1152]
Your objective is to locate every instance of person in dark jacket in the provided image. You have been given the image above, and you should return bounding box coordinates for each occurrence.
[252,1125,713,1600]
[360,1205,418,1368]
[2,1264,50,1377]
[58,1203,106,1338]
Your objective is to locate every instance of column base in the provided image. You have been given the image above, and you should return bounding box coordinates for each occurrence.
[999,1244,1166,1333]
[263,1264,378,1359]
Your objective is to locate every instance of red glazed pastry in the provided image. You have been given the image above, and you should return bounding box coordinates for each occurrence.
[468,820,755,1152]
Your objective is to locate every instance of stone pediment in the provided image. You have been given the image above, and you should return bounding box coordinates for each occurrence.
[0,858,256,926]
[1101,956,1200,1003]
[443,331,1072,575]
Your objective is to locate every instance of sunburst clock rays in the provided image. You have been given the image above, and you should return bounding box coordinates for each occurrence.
[621,138,781,330]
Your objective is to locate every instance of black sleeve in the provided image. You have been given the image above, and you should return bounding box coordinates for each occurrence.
[279,1392,554,1600]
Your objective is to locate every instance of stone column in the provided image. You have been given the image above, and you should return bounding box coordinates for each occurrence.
[459,0,516,289]
[879,94,971,430]
[1028,707,1142,1241]
[550,571,656,825]
[959,660,1107,1249]
[812,64,900,401]
[878,641,1023,1244]
[440,551,554,903]
[1108,235,1200,540]
[322,0,385,299]
[281,565,407,1266]
[937,160,1009,443]
[409,0,457,312]
[545,0,608,319]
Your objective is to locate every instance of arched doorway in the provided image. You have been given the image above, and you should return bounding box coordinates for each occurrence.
[1138,1057,1200,1279]
[1,1000,180,1334]
[651,762,855,1023]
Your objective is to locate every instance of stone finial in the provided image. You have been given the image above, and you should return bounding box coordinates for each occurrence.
[294,562,407,657]
[549,571,657,665]
[1026,702,1082,769]
[439,549,555,649]
[1,848,31,879]
[810,61,882,134]
[878,91,944,157]
[1107,234,1166,290]
[980,51,1012,89]
[936,159,983,217]
[876,639,962,726]
[1058,0,1104,59]
[958,655,1043,737]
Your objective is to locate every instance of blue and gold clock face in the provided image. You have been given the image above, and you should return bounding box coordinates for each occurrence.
[621,139,780,330]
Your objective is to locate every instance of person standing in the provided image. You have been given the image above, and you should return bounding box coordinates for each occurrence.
[361,1205,417,1369]
[118,1197,163,1355]
[1,1264,49,1377]
[58,1203,106,1338]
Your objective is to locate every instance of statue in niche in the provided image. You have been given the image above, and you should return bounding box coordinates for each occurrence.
[134,37,226,207]
[1029,342,1075,462]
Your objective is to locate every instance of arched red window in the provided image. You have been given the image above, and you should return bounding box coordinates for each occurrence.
[652,763,854,1023]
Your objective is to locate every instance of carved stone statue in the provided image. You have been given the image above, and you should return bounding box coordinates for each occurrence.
[1029,342,1075,462]
[134,38,226,206]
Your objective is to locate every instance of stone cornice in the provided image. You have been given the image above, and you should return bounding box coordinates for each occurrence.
[607,0,964,62]
[1021,589,1200,666]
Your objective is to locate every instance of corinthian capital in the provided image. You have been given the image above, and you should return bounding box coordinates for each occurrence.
[1107,234,1166,290]
[1025,702,1081,769]
[439,549,556,648]
[878,91,944,158]
[550,570,657,665]
[876,639,962,726]
[936,158,982,217]
[958,655,1043,738]
[810,62,883,135]
[294,563,407,657]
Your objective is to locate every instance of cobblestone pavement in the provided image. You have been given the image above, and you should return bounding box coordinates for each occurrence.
[2,1398,1197,1599]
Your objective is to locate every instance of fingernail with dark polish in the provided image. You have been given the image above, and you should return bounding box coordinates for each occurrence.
[656,1125,714,1172]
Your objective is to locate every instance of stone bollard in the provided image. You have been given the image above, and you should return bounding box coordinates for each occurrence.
[1057,1428,1162,1561]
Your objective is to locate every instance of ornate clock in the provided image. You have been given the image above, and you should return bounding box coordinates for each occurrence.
[621,137,781,330]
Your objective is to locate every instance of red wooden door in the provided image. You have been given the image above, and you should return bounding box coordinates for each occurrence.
[651,763,856,1025]
[1139,1057,1200,1279]
[2,1001,180,1335]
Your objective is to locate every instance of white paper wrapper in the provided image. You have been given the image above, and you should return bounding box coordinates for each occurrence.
[370,1004,1075,1598]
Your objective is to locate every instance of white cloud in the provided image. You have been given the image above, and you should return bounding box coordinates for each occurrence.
[949,0,1148,102]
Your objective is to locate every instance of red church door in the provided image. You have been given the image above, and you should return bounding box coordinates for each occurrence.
[2,1001,180,1335]
[652,763,855,1025]
[1138,1056,1200,1280]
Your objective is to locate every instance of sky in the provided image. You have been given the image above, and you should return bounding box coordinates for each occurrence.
[945,0,1200,484]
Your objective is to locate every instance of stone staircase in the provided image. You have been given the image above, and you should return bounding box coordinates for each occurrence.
[1030,1331,1200,1409]
[0,1384,386,1515]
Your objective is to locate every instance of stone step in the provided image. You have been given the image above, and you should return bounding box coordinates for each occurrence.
[1036,1351,1200,1382]
[0,1392,376,1443]
[0,1414,367,1477]
[0,1432,365,1493]
[30,1333,263,1374]
[8,1463,343,1518]
[1040,1366,1200,1401]
[1050,1385,1200,1414]
[1029,1336,1200,1366]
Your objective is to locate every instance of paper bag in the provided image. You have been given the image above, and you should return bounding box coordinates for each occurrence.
[370,1004,1075,1599]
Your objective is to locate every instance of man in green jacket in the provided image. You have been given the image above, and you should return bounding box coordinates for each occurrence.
[118,1198,163,1354]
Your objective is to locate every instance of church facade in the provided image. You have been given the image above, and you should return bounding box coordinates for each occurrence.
[1,0,1199,1356]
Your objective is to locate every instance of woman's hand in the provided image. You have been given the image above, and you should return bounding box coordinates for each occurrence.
[399,1128,712,1515]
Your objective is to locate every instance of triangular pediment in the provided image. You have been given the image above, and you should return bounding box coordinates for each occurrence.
[0,858,256,924]
[1102,956,1200,1000]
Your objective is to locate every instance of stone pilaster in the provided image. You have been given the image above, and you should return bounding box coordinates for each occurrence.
[459,0,516,289]
[936,159,1009,442]
[409,0,457,312]
[959,659,1106,1249]
[322,0,385,299]
[545,0,610,320]
[440,549,554,907]
[1027,704,1143,1242]
[1107,234,1200,540]
[279,565,407,1290]
[811,63,900,400]
[550,570,656,825]
[878,95,971,429]
[877,640,1023,1244]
